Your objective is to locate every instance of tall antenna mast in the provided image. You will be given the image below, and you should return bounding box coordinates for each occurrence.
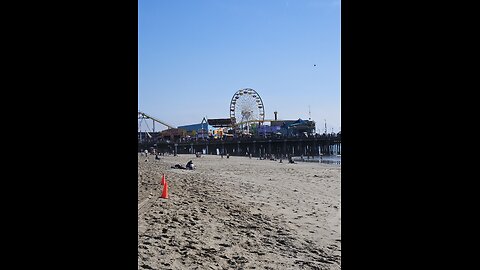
[324,119,327,134]
[308,105,311,120]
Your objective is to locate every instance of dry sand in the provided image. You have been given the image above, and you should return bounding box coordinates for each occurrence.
[138,153,341,270]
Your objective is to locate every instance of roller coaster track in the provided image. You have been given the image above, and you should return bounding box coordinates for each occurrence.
[138,111,176,130]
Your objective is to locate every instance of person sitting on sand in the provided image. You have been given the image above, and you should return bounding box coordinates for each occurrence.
[186,160,195,170]
[155,154,160,160]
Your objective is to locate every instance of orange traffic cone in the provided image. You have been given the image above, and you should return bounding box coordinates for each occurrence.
[161,174,166,185]
[161,181,169,199]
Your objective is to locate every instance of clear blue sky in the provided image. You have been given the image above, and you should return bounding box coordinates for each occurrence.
[138,0,340,133]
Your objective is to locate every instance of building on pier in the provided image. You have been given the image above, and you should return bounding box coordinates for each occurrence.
[178,123,216,138]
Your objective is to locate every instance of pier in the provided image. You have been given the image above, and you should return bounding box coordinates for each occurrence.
[139,134,341,158]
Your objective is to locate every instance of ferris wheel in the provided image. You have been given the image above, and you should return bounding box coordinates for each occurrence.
[229,88,265,130]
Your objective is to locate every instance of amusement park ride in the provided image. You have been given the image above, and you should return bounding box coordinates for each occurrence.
[138,111,176,139]
[139,88,316,138]
[229,88,265,134]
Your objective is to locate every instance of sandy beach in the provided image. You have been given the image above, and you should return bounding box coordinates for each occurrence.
[138,153,341,269]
